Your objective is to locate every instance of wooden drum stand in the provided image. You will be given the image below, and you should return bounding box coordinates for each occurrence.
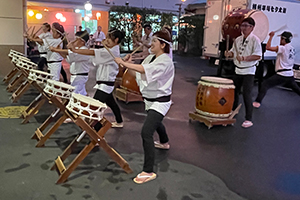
[49,93,133,184]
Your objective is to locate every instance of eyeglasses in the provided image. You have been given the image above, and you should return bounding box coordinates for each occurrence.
[240,24,253,28]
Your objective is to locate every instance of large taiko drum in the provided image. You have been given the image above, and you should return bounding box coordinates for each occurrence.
[121,68,141,94]
[66,93,107,121]
[195,76,235,118]
[222,9,269,46]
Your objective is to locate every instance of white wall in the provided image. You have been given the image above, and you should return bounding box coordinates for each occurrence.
[0,0,24,45]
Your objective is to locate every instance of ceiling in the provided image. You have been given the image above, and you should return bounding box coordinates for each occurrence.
[27,0,191,13]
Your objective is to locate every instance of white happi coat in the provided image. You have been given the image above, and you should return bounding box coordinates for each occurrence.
[136,53,175,116]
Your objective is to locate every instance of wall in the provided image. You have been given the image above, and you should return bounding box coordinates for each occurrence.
[27,10,82,41]
[0,0,25,76]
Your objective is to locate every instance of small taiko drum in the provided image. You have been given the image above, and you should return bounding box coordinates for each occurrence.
[195,76,235,118]
[11,54,29,65]
[28,69,53,85]
[121,68,141,94]
[44,79,75,99]
[17,58,37,71]
[66,93,107,121]
[8,49,25,59]
[222,9,269,46]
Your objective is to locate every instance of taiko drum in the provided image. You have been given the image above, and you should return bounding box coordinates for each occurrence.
[121,68,141,94]
[222,9,269,46]
[195,76,235,118]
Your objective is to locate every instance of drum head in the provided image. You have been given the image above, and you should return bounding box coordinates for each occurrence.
[200,76,233,84]
[222,9,269,43]
[247,10,269,42]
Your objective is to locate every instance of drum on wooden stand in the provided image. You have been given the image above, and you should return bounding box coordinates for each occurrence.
[222,9,269,46]
[44,79,75,99]
[195,76,235,118]
[28,69,53,86]
[66,93,107,121]
[121,68,141,94]
[17,58,37,71]
[9,50,26,59]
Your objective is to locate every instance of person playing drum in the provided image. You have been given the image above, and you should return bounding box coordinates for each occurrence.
[27,22,66,81]
[68,29,125,129]
[253,31,300,108]
[225,17,262,128]
[115,29,174,184]
[50,30,92,96]
[133,24,153,60]
[36,23,52,71]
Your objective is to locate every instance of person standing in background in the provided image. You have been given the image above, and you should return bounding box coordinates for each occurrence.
[93,26,106,48]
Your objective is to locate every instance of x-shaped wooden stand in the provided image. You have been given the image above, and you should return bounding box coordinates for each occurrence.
[50,109,133,184]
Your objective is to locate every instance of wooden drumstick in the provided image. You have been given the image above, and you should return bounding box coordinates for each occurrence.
[32,26,43,37]
[102,42,116,59]
[273,24,288,33]
[102,42,125,68]
[130,45,142,56]
[56,33,69,48]
[24,26,32,36]
[225,35,229,60]
[31,26,36,37]
[233,38,240,63]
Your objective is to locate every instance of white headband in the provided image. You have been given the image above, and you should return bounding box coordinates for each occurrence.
[53,27,64,36]
[153,36,172,47]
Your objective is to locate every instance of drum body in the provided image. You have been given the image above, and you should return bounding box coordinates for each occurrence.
[9,50,25,59]
[28,69,53,85]
[195,76,235,118]
[44,79,75,99]
[121,69,141,94]
[222,9,269,45]
[66,93,107,121]
[17,58,36,70]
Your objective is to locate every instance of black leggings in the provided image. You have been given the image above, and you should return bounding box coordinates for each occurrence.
[37,57,47,71]
[93,89,123,131]
[60,66,68,83]
[255,74,300,103]
[233,74,254,121]
[142,109,169,173]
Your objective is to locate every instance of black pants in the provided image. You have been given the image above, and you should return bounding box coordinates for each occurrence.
[255,74,300,103]
[37,57,47,71]
[60,67,68,83]
[233,74,254,121]
[93,89,123,131]
[142,109,169,173]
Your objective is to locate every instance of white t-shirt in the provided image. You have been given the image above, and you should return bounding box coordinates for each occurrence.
[38,32,52,57]
[231,33,262,75]
[141,32,153,52]
[136,53,174,116]
[43,38,63,62]
[276,43,295,77]
[93,31,106,42]
[93,45,120,94]
[66,46,93,75]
